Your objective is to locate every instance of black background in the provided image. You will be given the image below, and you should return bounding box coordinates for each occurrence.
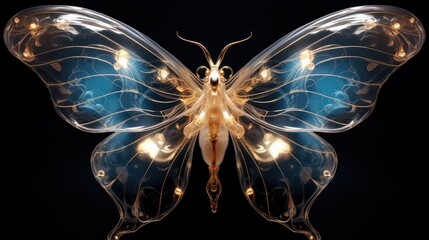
[1,1,426,240]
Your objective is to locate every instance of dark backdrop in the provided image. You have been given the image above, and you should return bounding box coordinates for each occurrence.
[1,1,426,240]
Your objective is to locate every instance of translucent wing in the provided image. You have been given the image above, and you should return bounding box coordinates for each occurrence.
[92,116,196,239]
[4,5,200,132]
[228,5,424,132]
[226,5,424,240]
[4,6,201,240]
[231,116,336,240]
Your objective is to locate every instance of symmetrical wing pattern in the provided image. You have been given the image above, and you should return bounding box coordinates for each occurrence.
[4,5,425,240]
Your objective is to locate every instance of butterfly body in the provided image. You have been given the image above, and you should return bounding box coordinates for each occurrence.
[4,5,424,240]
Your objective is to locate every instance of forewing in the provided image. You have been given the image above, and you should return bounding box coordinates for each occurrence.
[231,116,336,239]
[91,116,196,239]
[228,5,424,132]
[4,6,200,132]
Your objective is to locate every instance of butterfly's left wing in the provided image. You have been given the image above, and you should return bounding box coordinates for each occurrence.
[226,5,424,240]
[4,6,201,240]
[4,5,201,133]
[92,116,197,239]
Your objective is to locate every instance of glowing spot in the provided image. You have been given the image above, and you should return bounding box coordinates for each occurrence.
[137,133,165,160]
[395,46,407,61]
[114,49,130,69]
[23,49,31,58]
[174,187,183,196]
[323,170,331,177]
[56,18,70,30]
[222,110,245,138]
[300,49,314,70]
[397,49,406,58]
[157,67,170,82]
[263,133,291,159]
[409,17,415,24]
[97,170,105,177]
[114,236,119,240]
[29,22,38,30]
[364,18,376,30]
[222,109,233,121]
[259,68,271,82]
[14,17,20,23]
[392,22,401,30]
[245,187,254,196]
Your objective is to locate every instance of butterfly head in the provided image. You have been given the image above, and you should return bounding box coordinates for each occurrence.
[177,32,252,89]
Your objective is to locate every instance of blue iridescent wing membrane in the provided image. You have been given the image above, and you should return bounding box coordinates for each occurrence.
[4,6,201,132]
[225,5,424,240]
[228,6,424,132]
[231,116,336,240]
[92,116,196,239]
[3,6,201,240]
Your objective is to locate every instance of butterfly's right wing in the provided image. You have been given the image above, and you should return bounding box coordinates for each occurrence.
[231,116,336,240]
[226,5,424,240]
[4,5,201,133]
[227,5,424,133]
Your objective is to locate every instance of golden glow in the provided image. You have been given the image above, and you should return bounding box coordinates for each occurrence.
[29,22,38,30]
[14,17,20,23]
[245,187,254,196]
[23,49,31,58]
[114,49,130,69]
[392,22,401,30]
[174,187,183,196]
[259,68,271,82]
[300,49,314,70]
[323,170,331,177]
[114,235,119,240]
[97,170,105,177]
[409,17,415,24]
[137,133,165,159]
[222,109,233,121]
[397,49,406,58]
[184,110,208,138]
[364,18,376,30]
[263,133,291,159]
[222,109,245,138]
[158,67,170,81]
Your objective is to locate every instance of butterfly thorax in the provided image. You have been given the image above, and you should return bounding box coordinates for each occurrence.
[177,35,252,212]
[183,64,242,213]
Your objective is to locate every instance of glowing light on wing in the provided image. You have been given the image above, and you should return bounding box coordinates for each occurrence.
[114,49,130,70]
[300,49,315,70]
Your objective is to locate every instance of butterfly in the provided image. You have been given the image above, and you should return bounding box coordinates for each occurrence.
[4,5,424,240]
